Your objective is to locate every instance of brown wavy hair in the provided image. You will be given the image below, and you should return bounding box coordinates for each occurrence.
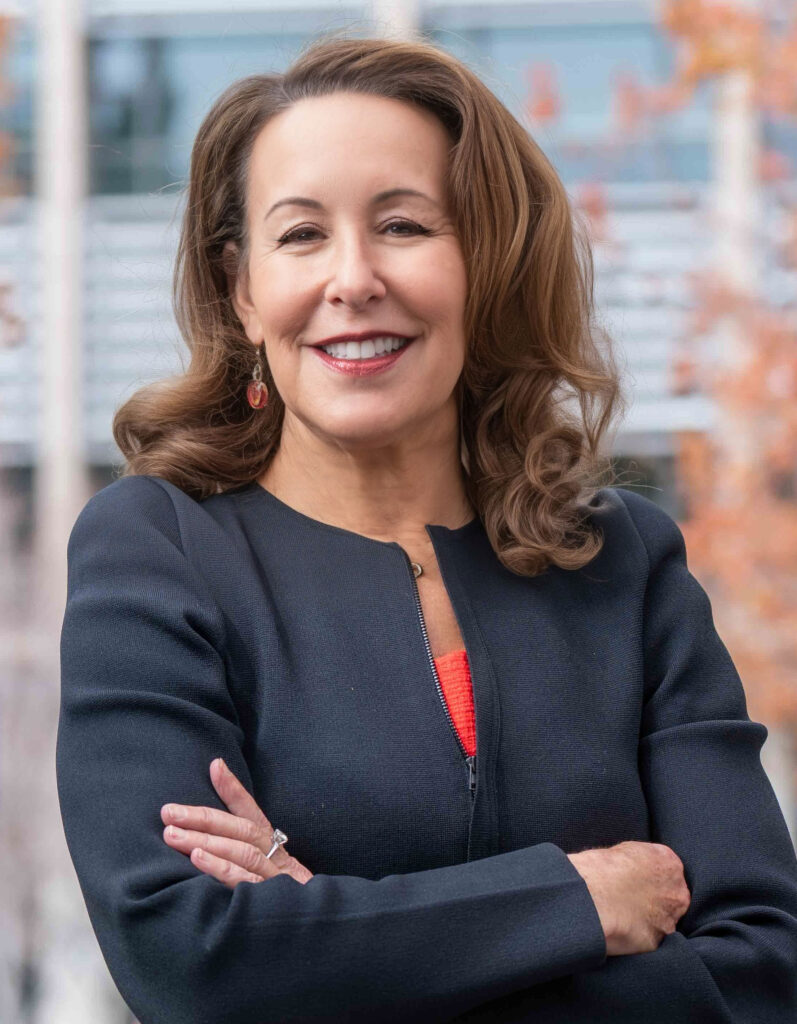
[112,31,628,576]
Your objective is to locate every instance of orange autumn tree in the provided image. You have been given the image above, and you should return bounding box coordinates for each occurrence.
[523,2,797,727]
[673,274,797,727]
[650,0,797,728]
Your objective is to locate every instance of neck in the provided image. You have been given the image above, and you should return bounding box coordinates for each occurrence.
[259,417,475,546]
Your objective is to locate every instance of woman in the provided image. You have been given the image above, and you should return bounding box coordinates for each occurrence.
[57,33,797,1024]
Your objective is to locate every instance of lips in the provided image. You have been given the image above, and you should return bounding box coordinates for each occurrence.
[311,336,416,376]
[310,333,414,349]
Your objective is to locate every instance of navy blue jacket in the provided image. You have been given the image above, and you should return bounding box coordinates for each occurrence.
[56,475,797,1023]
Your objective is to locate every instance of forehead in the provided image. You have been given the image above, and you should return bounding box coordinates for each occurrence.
[248,92,450,202]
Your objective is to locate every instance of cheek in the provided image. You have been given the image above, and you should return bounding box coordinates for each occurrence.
[411,247,467,316]
[416,282,467,347]
[254,274,313,337]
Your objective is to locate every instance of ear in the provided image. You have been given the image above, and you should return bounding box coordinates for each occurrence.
[223,241,263,345]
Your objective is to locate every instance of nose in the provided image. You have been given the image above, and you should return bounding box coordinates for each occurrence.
[323,231,387,309]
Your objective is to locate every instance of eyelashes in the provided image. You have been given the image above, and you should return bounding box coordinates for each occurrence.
[275,219,432,247]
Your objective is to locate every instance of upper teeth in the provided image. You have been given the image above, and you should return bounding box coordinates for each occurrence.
[320,336,410,359]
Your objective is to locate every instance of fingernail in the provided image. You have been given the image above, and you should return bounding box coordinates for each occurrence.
[214,758,226,773]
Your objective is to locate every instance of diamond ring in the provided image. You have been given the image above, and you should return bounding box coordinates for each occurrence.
[266,828,288,860]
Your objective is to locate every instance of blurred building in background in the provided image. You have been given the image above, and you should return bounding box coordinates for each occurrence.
[1,1,796,1021]
[3,0,759,505]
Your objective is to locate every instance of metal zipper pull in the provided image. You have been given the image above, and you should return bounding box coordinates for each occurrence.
[467,754,477,796]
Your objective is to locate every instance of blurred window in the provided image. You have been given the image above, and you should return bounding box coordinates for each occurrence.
[88,32,309,195]
[426,18,714,183]
[0,17,34,197]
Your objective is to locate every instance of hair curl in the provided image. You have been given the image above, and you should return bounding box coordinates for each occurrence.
[113,31,629,577]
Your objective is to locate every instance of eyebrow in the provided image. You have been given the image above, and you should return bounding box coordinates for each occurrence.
[264,188,440,222]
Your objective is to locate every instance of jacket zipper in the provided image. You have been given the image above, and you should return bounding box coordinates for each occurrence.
[400,548,477,801]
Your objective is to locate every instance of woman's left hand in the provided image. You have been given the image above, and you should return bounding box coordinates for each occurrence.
[161,758,314,889]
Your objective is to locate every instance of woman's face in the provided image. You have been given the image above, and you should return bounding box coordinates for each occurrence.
[228,90,468,453]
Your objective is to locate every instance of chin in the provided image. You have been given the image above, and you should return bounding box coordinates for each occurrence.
[317,420,411,450]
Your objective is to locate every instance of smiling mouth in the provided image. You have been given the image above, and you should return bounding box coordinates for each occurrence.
[315,337,415,360]
[311,336,417,375]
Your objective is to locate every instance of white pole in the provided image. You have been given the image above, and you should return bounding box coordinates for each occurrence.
[710,59,761,499]
[761,727,796,846]
[709,0,795,843]
[368,0,421,39]
[31,2,107,1023]
[33,0,91,625]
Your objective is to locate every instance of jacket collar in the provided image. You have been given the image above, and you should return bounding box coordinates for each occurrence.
[234,480,484,550]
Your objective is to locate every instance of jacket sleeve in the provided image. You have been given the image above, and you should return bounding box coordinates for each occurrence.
[454,487,797,1024]
[56,475,607,1024]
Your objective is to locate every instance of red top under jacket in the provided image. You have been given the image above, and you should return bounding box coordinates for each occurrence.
[431,648,476,757]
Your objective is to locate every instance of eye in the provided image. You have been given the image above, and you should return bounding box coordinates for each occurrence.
[276,226,320,245]
[384,219,430,237]
[275,219,431,246]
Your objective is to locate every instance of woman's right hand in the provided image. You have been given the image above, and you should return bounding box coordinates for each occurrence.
[567,840,692,956]
[162,758,314,889]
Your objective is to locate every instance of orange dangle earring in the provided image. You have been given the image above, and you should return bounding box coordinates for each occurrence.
[246,341,269,409]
